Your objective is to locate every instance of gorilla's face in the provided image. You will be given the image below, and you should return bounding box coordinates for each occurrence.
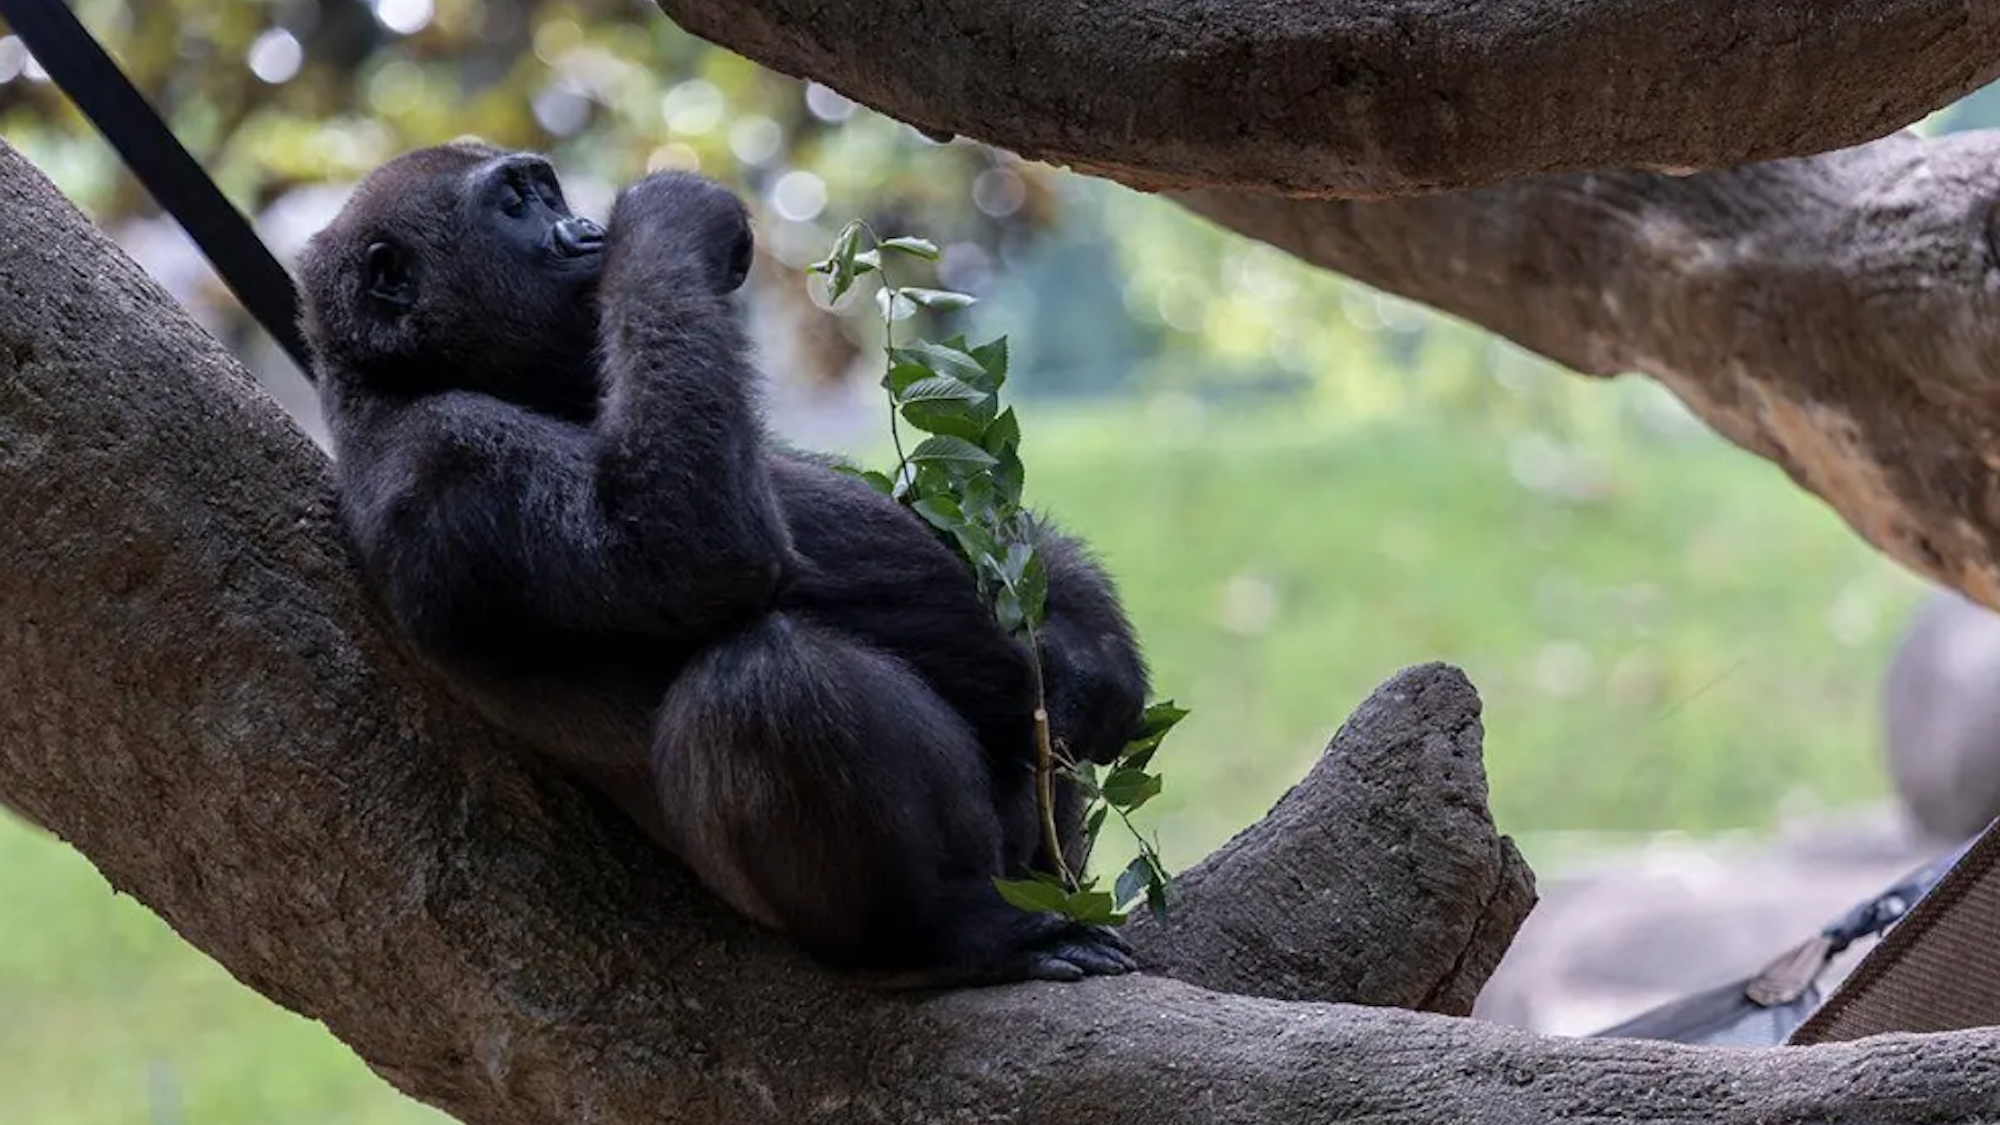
[298,141,605,414]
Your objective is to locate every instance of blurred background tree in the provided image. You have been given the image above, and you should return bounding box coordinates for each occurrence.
[5,2,2000,1120]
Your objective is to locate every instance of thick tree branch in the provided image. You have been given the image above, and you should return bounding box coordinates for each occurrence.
[655,0,2000,197]
[4,142,2000,1123]
[1184,129,2000,610]
[1130,669,1535,1012]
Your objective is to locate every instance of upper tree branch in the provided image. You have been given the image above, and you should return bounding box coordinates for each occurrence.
[3,141,1999,1123]
[654,0,2000,197]
[1183,129,2000,610]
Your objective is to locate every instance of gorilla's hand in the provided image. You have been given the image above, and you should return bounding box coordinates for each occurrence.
[610,172,754,295]
[1039,623,1147,767]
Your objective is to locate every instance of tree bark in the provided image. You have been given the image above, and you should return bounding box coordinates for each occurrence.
[650,0,2000,610]
[4,134,2000,1123]
[1181,129,2000,610]
[653,0,2000,197]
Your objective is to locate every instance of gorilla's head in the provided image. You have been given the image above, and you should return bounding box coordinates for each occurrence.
[297,140,606,413]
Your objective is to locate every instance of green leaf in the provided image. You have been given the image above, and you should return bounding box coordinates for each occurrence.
[880,235,942,260]
[890,342,988,387]
[882,359,933,397]
[1120,699,1190,772]
[1000,541,1034,585]
[993,877,1071,915]
[911,495,964,533]
[1072,760,1101,794]
[982,407,1021,457]
[1137,700,1192,738]
[831,465,895,496]
[995,587,1025,635]
[907,434,999,470]
[951,522,1001,569]
[1084,805,1108,841]
[970,336,1010,389]
[992,445,1026,506]
[876,287,918,323]
[895,373,993,441]
[901,401,988,442]
[980,410,1024,502]
[901,287,978,311]
[1063,889,1126,928]
[894,374,987,406]
[1101,766,1163,811]
[893,342,1001,440]
[1114,855,1152,908]
[912,462,953,498]
[1018,548,1049,627]
[823,220,865,303]
[958,476,999,524]
[1113,853,1170,923]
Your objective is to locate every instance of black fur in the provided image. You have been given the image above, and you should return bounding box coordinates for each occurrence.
[297,141,1151,985]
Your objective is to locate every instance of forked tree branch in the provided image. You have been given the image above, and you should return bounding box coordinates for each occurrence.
[1184,129,2000,610]
[654,0,2000,197]
[3,140,1999,1123]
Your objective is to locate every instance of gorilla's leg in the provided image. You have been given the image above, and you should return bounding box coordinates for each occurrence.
[650,613,1135,986]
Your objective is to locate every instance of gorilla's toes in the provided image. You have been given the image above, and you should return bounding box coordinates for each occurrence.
[1050,941,1135,977]
[982,915,1143,984]
[1033,923,1138,977]
[1025,954,1088,982]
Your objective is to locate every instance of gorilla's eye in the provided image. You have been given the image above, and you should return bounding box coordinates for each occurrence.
[501,180,529,218]
[532,167,566,210]
[364,241,416,311]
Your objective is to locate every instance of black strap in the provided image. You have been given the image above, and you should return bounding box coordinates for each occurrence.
[1819,833,1976,954]
[0,0,313,374]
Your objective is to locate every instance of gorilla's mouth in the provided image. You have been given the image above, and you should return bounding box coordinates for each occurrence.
[549,216,606,259]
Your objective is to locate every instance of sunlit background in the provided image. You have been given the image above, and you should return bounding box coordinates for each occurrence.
[6,1,2000,1119]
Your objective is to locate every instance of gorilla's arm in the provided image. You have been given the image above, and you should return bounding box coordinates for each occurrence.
[1028,520,1150,766]
[590,174,796,627]
[339,396,744,646]
[338,173,797,649]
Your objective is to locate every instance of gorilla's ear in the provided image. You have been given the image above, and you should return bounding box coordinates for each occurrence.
[365,241,417,310]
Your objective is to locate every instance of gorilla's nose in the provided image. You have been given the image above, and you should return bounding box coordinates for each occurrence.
[551,216,606,257]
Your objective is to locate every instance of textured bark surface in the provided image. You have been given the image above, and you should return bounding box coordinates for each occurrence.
[654,0,2000,197]
[1131,670,1535,1012]
[1186,129,2000,610]
[7,135,2000,1123]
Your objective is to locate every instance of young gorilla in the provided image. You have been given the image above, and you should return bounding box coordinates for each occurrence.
[297,141,1150,986]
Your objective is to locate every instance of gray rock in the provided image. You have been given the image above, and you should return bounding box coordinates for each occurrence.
[1883,588,2000,842]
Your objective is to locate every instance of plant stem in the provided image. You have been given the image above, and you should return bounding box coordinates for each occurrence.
[1023,621,1074,889]
[860,224,912,486]
[851,223,1075,895]
[882,292,909,485]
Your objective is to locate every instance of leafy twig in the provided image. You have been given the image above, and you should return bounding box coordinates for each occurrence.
[806,221,1185,926]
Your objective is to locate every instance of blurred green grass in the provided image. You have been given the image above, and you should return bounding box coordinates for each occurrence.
[1023,398,1925,872]
[0,398,1926,1123]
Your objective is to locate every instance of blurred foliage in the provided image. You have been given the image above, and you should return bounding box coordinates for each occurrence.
[0,0,1066,386]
